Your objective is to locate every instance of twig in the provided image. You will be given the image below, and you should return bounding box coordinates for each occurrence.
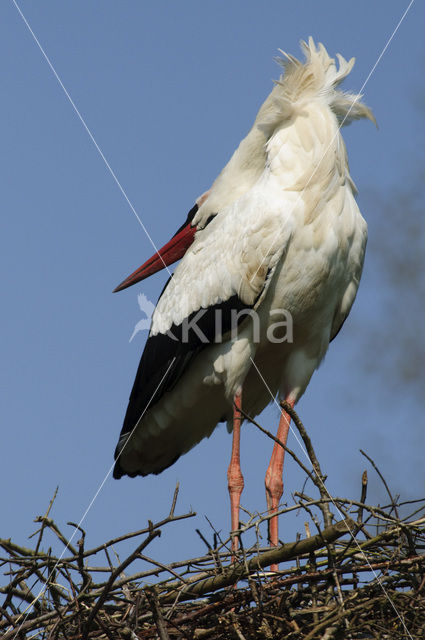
[160,519,355,603]
[33,516,78,556]
[357,470,368,524]
[32,486,59,555]
[360,449,400,520]
[145,587,171,640]
[281,401,333,528]
[84,529,161,635]
[68,522,92,592]
[139,554,190,585]
[169,482,180,518]
[61,509,195,563]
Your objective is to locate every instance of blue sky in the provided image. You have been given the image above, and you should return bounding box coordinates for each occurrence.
[1,1,424,575]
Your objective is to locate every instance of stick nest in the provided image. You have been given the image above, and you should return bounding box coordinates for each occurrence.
[2,405,425,639]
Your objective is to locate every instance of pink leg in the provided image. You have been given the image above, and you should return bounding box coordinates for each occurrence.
[227,392,244,557]
[264,397,294,571]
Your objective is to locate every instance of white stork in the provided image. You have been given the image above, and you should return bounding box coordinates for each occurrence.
[113,39,374,563]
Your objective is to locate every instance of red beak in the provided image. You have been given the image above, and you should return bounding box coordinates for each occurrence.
[113,223,196,292]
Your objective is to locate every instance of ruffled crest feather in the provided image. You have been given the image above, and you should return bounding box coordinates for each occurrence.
[263,37,375,128]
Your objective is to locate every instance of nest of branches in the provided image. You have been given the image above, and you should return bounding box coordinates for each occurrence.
[2,404,425,639]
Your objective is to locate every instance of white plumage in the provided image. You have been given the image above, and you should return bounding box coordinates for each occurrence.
[113,38,374,556]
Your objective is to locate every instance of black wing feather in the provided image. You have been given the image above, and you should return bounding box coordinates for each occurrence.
[113,293,250,478]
